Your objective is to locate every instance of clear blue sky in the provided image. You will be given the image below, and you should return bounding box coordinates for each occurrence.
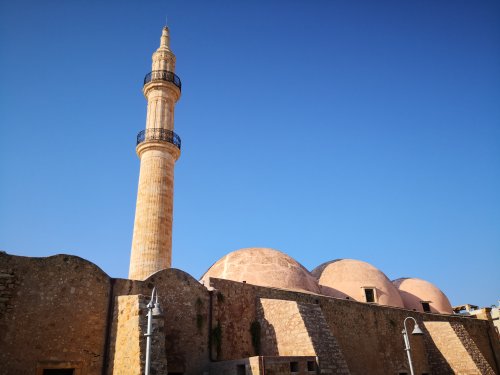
[1,1,499,307]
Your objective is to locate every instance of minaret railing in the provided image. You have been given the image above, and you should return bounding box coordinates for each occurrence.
[136,128,181,150]
[144,70,182,91]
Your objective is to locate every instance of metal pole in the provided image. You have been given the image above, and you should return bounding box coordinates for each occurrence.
[145,288,155,375]
[403,317,416,375]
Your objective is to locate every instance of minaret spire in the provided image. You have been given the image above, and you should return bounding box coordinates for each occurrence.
[161,27,170,48]
[128,26,182,280]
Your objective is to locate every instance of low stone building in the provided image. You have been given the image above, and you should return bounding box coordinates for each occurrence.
[1,250,500,375]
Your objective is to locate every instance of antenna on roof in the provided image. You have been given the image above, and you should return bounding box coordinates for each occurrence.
[165,15,168,27]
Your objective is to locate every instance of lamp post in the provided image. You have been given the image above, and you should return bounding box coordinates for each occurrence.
[402,316,424,375]
[145,287,164,375]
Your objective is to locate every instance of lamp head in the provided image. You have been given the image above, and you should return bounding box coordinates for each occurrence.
[411,323,424,336]
[152,302,164,318]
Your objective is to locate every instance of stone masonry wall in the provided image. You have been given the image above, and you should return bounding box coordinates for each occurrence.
[107,295,143,375]
[0,252,111,375]
[209,356,319,375]
[424,321,488,374]
[210,280,257,360]
[0,254,210,375]
[319,296,431,375]
[113,268,211,375]
[209,277,500,375]
[421,316,500,374]
[258,299,315,357]
[0,256,18,321]
[451,321,495,374]
[295,301,350,374]
[107,294,168,375]
[257,298,349,374]
[461,313,500,372]
[1,253,498,375]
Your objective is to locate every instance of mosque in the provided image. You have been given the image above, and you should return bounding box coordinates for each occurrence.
[1,27,499,375]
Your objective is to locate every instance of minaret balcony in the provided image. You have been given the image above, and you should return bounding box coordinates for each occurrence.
[136,128,181,150]
[143,70,182,91]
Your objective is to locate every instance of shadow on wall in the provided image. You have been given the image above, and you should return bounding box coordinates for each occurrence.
[256,298,279,356]
[297,302,350,374]
[461,319,500,372]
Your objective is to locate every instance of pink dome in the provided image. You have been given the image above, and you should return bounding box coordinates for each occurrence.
[200,248,320,294]
[312,259,404,308]
[393,277,453,314]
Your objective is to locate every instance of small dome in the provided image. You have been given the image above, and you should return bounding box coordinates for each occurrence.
[393,277,453,314]
[200,248,319,294]
[311,259,404,308]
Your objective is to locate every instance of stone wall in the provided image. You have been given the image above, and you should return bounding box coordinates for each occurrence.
[460,312,500,372]
[423,321,495,374]
[113,268,211,374]
[209,280,257,360]
[319,296,432,375]
[0,253,211,375]
[107,295,143,375]
[209,356,318,375]
[107,294,168,375]
[208,277,500,375]
[0,252,111,375]
[1,252,499,375]
[209,356,259,375]
[257,298,349,374]
[0,257,17,320]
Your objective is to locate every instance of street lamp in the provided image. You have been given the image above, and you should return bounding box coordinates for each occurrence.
[145,287,164,375]
[402,316,424,375]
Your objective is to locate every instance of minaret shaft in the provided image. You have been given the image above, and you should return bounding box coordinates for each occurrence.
[129,27,181,280]
[146,92,175,130]
[129,147,175,278]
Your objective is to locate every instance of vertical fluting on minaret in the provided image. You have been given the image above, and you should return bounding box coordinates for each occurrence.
[129,27,182,280]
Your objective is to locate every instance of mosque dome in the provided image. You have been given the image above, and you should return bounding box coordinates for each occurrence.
[392,277,453,314]
[200,248,320,294]
[311,259,405,308]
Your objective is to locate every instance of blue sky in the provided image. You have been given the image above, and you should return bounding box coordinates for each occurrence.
[1,0,499,307]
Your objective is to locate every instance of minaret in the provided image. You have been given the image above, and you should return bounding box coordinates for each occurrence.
[129,26,182,280]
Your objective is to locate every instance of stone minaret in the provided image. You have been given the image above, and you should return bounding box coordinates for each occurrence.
[129,26,182,280]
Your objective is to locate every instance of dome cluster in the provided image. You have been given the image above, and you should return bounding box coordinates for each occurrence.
[201,248,453,314]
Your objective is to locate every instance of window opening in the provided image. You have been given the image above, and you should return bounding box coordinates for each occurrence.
[364,288,375,303]
[421,301,431,312]
[43,370,75,375]
[236,364,245,375]
[307,361,316,371]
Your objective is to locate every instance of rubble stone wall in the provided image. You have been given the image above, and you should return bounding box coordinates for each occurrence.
[209,277,500,375]
[0,253,110,375]
[107,295,144,375]
[209,356,319,375]
[1,253,498,375]
[113,268,211,375]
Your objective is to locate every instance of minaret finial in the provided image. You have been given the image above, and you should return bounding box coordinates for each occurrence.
[160,25,170,50]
